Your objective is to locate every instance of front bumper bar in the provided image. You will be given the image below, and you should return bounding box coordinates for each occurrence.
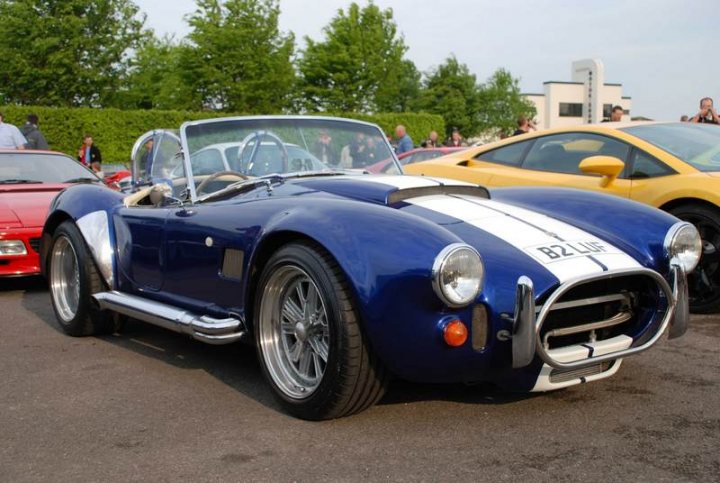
[511,265,687,370]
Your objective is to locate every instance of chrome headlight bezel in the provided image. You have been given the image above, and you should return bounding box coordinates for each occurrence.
[664,221,702,273]
[432,243,484,308]
[0,240,27,256]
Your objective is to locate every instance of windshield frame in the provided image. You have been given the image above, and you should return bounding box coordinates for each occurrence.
[179,115,402,203]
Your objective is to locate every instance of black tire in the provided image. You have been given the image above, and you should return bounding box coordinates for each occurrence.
[669,204,720,313]
[47,221,115,336]
[254,241,388,420]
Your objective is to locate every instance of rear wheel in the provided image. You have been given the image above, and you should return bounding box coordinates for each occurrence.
[254,242,388,420]
[48,221,114,336]
[669,204,720,313]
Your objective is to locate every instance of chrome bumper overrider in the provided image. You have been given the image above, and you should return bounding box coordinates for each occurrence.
[511,265,688,370]
[93,291,246,345]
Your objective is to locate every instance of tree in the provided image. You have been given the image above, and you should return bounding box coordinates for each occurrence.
[183,0,295,113]
[0,0,147,107]
[298,2,419,113]
[111,35,199,111]
[417,56,482,137]
[477,69,536,136]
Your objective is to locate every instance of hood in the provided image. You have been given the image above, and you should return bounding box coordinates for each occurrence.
[706,172,720,178]
[293,175,643,290]
[0,184,66,228]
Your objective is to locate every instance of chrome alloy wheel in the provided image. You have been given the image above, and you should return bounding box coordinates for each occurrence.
[50,235,81,322]
[258,265,330,399]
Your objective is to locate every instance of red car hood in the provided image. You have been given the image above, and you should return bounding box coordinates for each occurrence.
[0,184,67,228]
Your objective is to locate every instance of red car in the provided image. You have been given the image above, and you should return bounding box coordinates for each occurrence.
[366,146,469,173]
[397,146,469,165]
[0,150,105,277]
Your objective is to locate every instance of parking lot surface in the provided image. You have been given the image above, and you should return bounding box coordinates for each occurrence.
[1,278,718,482]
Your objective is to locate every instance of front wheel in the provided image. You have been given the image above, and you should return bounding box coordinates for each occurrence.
[48,221,114,336]
[254,242,388,420]
[670,204,720,313]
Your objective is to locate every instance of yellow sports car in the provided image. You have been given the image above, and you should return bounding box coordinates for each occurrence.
[405,122,720,312]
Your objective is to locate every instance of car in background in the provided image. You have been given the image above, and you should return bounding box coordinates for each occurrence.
[405,122,720,313]
[0,150,105,277]
[39,116,695,419]
[101,163,131,189]
[397,146,468,165]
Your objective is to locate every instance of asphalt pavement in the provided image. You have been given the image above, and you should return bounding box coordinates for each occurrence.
[1,277,718,482]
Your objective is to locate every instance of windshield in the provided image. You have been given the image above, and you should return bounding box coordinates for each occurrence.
[180,117,401,198]
[621,123,720,171]
[0,153,100,184]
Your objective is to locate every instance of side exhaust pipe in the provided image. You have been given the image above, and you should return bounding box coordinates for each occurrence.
[93,291,245,345]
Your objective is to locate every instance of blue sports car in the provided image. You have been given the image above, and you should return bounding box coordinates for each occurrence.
[41,116,700,420]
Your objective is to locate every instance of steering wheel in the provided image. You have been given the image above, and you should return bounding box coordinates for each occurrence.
[237,131,289,175]
[195,170,249,196]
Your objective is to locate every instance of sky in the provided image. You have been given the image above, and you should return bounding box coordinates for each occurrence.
[133,0,719,121]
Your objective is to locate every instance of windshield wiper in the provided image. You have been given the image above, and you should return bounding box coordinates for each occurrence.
[0,179,44,184]
[63,177,101,184]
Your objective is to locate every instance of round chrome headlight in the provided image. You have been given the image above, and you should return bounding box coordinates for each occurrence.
[664,222,702,273]
[432,244,484,307]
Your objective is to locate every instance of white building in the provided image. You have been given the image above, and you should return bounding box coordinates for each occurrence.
[522,59,632,129]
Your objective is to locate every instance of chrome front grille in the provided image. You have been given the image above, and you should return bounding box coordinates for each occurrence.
[538,273,666,350]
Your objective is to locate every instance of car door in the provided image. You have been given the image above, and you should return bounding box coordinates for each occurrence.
[114,206,170,292]
[626,147,679,206]
[160,192,272,316]
[482,132,633,198]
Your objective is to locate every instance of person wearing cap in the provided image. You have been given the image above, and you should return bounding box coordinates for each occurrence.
[0,112,27,150]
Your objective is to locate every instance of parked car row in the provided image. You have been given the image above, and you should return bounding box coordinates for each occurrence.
[0,115,694,421]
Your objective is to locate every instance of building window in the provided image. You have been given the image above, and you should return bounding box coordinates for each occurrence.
[603,104,613,118]
[559,103,583,117]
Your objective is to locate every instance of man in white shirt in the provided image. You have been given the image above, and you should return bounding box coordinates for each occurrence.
[0,112,27,149]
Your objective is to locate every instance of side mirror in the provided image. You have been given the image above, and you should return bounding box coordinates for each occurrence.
[579,155,625,187]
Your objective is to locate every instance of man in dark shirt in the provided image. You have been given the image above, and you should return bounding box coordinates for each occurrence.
[20,114,49,150]
[690,97,720,124]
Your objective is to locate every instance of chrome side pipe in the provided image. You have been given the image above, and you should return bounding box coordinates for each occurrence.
[93,291,245,345]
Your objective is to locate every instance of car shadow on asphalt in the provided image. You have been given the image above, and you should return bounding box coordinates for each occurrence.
[18,284,538,416]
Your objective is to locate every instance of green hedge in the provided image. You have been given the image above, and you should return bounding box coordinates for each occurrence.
[0,106,444,164]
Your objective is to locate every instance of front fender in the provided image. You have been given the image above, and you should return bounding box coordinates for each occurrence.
[249,197,471,376]
[41,185,124,284]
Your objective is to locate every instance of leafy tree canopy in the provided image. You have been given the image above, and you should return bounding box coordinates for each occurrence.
[477,68,536,136]
[418,56,482,137]
[298,2,419,113]
[183,0,296,113]
[0,0,147,107]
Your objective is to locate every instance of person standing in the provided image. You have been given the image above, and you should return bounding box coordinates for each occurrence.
[0,112,27,150]
[512,117,535,136]
[445,128,466,146]
[78,134,102,171]
[20,114,49,150]
[422,130,440,148]
[394,125,414,155]
[690,97,720,124]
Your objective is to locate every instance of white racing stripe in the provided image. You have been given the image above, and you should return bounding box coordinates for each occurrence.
[353,176,641,283]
